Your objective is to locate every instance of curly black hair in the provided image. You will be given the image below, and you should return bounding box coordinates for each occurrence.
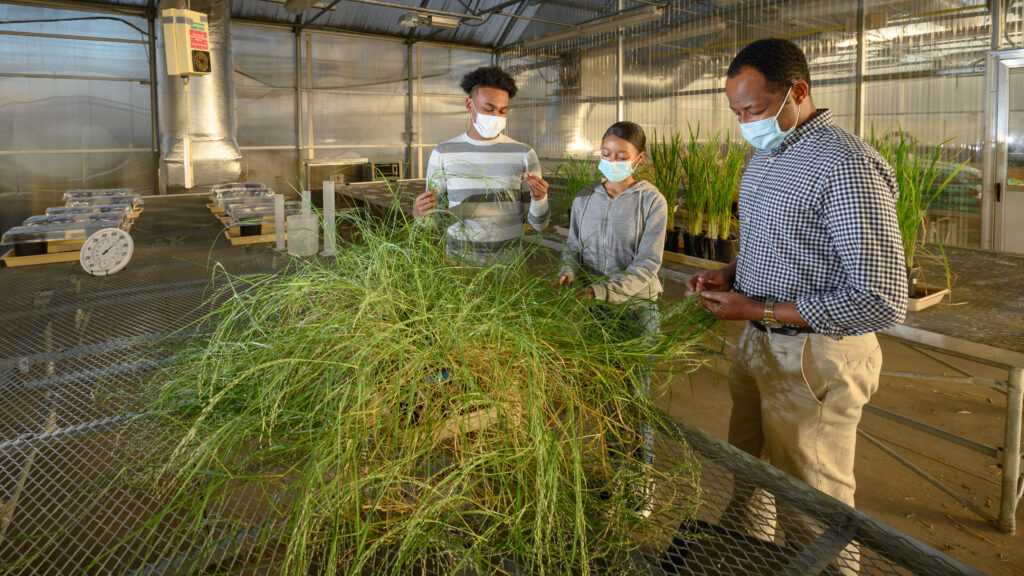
[460,66,518,99]
[727,38,810,94]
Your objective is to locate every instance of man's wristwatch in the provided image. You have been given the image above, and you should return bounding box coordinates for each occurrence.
[762,300,784,329]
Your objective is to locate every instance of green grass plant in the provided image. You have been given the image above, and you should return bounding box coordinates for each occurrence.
[552,155,602,217]
[707,136,747,241]
[868,125,967,268]
[647,131,686,232]
[99,208,715,575]
[680,124,718,237]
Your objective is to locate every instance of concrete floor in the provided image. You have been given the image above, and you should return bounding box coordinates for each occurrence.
[655,281,1024,576]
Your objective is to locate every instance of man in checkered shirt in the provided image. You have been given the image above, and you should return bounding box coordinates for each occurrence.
[685,38,907,544]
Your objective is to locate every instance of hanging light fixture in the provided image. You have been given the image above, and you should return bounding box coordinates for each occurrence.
[398,11,461,30]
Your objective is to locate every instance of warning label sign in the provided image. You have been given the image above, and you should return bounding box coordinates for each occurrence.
[189,29,209,51]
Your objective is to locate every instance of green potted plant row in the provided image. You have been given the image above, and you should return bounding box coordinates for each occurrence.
[868,125,966,298]
[677,124,747,262]
[646,131,686,252]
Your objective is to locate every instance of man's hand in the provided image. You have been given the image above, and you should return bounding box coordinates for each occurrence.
[685,267,734,297]
[555,274,572,288]
[699,291,762,321]
[523,173,549,201]
[413,190,439,218]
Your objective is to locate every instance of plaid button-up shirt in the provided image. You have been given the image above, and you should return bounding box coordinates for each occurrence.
[734,109,908,339]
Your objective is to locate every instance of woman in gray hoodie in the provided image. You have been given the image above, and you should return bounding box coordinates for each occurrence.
[557,121,667,512]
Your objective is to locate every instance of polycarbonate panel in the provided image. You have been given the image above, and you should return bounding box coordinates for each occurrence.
[238,149,300,195]
[0,4,149,40]
[0,78,152,152]
[0,34,149,79]
[416,45,491,95]
[309,91,406,147]
[306,32,408,92]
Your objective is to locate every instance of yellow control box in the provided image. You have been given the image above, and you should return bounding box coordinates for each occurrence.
[161,8,212,76]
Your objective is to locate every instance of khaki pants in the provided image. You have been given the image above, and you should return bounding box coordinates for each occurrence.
[724,323,881,572]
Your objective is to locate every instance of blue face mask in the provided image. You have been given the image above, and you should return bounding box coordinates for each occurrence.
[739,86,798,151]
[599,158,637,183]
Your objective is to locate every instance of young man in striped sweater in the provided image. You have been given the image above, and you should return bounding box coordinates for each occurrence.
[413,66,550,265]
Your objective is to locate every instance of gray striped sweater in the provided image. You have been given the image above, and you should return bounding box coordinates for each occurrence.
[423,133,549,263]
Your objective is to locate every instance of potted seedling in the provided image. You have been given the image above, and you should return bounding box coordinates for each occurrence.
[680,124,717,259]
[706,134,747,263]
[870,126,965,299]
[647,130,686,252]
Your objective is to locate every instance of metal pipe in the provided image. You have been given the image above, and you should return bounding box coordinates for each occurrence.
[148,2,161,195]
[406,41,415,179]
[295,29,304,186]
[858,429,997,526]
[297,0,343,31]
[306,33,314,160]
[877,370,1005,389]
[991,0,1004,51]
[862,404,999,458]
[329,0,485,23]
[0,29,149,44]
[0,72,148,82]
[998,367,1023,533]
[853,0,866,137]
[616,0,624,122]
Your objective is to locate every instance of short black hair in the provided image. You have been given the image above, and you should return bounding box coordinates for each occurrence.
[727,38,810,94]
[460,66,518,99]
[603,121,646,154]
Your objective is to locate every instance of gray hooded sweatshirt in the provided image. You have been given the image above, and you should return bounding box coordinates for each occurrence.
[558,180,667,303]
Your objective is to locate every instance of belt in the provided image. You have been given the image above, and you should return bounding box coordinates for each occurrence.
[749,321,815,336]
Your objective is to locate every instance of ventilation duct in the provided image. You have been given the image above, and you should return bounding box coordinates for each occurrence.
[156,0,241,191]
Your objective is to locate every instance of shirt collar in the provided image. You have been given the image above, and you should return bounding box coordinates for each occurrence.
[771,108,832,156]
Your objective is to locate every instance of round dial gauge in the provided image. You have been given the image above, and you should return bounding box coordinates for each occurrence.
[80,228,134,276]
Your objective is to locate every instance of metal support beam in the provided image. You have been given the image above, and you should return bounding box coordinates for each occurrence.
[295,28,304,186]
[991,0,1004,51]
[297,0,343,32]
[853,0,866,137]
[999,367,1023,533]
[858,429,997,526]
[147,0,161,196]
[615,0,624,122]
[406,41,415,180]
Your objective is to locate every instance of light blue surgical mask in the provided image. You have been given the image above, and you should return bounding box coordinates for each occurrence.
[739,85,798,151]
[599,158,637,183]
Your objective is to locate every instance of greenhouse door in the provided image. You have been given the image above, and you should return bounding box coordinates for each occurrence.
[984,50,1024,255]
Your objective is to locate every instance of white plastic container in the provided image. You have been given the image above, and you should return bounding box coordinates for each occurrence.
[286,213,318,257]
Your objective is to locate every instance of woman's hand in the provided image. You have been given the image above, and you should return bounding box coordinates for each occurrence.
[413,190,439,218]
[523,173,549,201]
[583,285,595,299]
[555,274,572,288]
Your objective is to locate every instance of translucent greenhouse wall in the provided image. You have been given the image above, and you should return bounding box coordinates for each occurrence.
[0,4,489,232]
[0,4,154,233]
[498,0,1024,250]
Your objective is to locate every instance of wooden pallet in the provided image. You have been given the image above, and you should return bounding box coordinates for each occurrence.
[1,248,81,267]
[223,228,283,246]
[206,203,225,215]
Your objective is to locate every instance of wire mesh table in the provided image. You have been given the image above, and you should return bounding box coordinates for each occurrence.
[0,195,985,574]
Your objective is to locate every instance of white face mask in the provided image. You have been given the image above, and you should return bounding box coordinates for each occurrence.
[738,85,798,151]
[470,101,506,139]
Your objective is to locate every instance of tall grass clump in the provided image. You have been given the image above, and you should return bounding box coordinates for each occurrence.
[552,155,602,217]
[706,136,747,241]
[680,124,717,237]
[647,131,686,231]
[868,125,966,267]
[103,209,715,575]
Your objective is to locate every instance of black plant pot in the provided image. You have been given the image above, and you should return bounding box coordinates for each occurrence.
[710,236,738,263]
[907,266,921,298]
[665,227,681,253]
[683,232,712,259]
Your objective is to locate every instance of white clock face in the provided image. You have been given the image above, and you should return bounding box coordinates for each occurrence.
[80,228,134,276]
